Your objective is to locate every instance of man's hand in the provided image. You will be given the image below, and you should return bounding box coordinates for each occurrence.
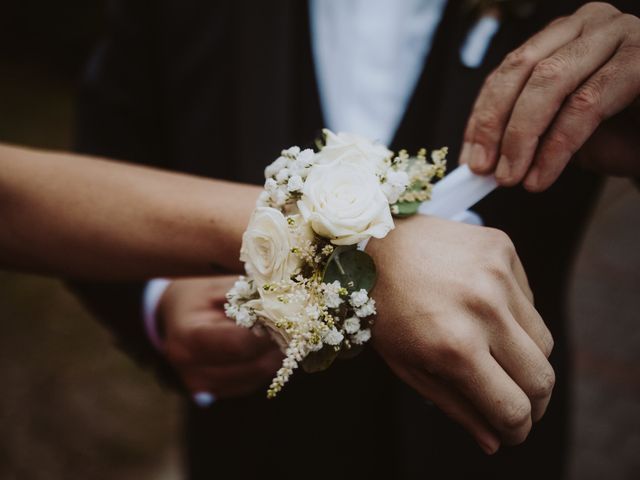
[369,216,554,455]
[159,276,283,399]
[460,2,640,191]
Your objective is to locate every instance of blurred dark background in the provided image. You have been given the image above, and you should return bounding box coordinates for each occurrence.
[0,3,638,479]
[0,3,182,480]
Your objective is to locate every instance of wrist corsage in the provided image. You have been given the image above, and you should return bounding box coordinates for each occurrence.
[225,129,447,397]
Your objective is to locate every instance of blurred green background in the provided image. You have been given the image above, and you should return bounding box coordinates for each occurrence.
[0,3,638,479]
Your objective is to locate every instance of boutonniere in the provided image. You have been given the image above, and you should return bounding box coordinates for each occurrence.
[463,0,539,19]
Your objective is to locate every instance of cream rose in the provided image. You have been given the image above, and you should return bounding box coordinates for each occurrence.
[246,289,309,350]
[297,160,394,245]
[315,130,392,174]
[240,207,302,285]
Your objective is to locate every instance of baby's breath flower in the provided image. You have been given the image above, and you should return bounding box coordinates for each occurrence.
[352,328,371,345]
[322,280,344,309]
[321,244,334,256]
[323,328,344,346]
[287,174,304,192]
[349,289,369,308]
[275,168,290,183]
[355,298,376,318]
[235,306,256,328]
[343,316,361,334]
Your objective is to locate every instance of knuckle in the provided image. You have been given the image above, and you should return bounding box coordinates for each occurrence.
[501,399,532,434]
[503,46,536,72]
[485,228,516,257]
[580,2,620,16]
[568,84,603,119]
[542,329,555,357]
[530,57,566,87]
[433,325,479,367]
[503,122,531,148]
[545,128,577,156]
[473,108,502,137]
[530,367,556,400]
[619,13,640,32]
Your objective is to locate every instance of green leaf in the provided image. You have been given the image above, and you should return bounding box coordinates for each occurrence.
[338,344,365,360]
[393,200,421,218]
[301,346,340,373]
[323,246,377,293]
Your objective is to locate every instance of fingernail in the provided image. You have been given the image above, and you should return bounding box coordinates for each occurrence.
[495,155,512,183]
[459,142,472,165]
[193,391,216,408]
[478,435,500,455]
[469,143,487,170]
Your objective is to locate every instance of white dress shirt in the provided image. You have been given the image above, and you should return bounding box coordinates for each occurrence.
[144,0,500,352]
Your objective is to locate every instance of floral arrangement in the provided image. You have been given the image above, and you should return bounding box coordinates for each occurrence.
[225,129,447,397]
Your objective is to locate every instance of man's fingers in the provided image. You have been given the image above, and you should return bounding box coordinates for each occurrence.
[496,19,624,185]
[460,14,583,172]
[490,313,555,422]
[187,319,278,364]
[184,348,283,398]
[526,30,640,191]
[510,253,533,303]
[508,286,553,357]
[408,369,500,455]
[432,334,533,445]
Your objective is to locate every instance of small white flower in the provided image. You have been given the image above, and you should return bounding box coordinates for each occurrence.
[355,298,376,318]
[257,190,270,206]
[322,280,343,309]
[275,168,290,183]
[295,148,315,167]
[287,175,304,192]
[350,289,368,308]
[382,169,410,204]
[283,146,301,157]
[305,303,322,320]
[343,316,361,334]
[230,278,254,298]
[351,328,371,345]
[269,188,288,206]
[264,156,288,178]
[224,303,238,318]
[264,177,278,193]
[323,328,344,346]
[235,306,255,328]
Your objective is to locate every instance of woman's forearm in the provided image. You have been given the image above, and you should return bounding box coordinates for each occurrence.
[0,144,259,279]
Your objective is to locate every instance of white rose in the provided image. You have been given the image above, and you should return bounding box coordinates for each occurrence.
[297,161,394,245]
[248,289,308,350]
[316,129,392,174]
[240,207,301,285]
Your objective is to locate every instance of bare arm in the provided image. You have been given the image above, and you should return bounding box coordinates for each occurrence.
[0,144,259,279]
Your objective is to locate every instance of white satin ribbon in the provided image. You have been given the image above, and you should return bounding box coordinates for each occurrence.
[358,165,498,251]
[418,164,498,219]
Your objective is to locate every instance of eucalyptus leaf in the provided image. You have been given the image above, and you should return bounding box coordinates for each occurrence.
[338,344,365,360]
[323,246,377,292]
[301,346,340,373]
[393,200,421,218]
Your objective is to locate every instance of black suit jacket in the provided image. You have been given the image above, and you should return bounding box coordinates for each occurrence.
[71,1,639,478]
